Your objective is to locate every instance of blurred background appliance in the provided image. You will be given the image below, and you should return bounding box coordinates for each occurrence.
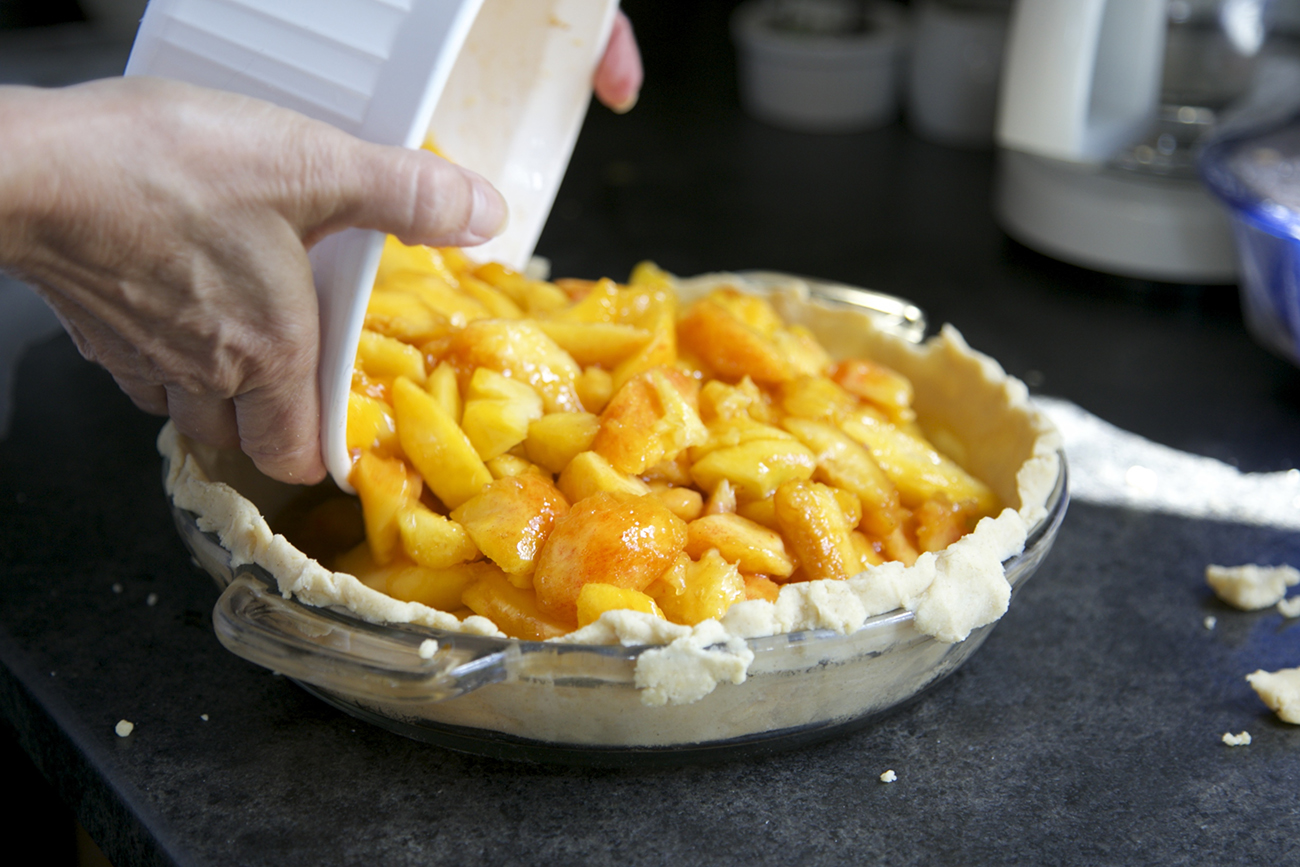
[995,0,1300,283]
[907,0,1013,147]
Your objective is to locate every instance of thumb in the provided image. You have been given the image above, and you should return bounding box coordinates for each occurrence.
[308,141,508,249]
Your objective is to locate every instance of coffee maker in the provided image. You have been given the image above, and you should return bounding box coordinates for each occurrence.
[995,0,1300,283]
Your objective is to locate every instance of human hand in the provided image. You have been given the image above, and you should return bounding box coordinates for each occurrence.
[0,77,506,485]
[594,11,643,113]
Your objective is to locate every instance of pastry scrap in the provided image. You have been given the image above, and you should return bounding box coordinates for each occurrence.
[1205,563,1300,610]
[1247,668,1300,724]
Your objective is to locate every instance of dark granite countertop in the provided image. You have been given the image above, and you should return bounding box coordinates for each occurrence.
[2,3,1298,865]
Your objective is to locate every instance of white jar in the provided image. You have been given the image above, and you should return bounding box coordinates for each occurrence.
[732,0,909,133]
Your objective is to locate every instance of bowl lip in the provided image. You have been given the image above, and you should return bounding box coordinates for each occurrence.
[1199,115,1300,242]
[173,443,1068,662]
[731,0,908,55]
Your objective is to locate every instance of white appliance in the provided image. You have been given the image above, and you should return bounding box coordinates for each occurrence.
[993,0,1284,283]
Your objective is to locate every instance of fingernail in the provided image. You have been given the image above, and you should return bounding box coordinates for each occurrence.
[469,177,509,241]
[610,92,638,115]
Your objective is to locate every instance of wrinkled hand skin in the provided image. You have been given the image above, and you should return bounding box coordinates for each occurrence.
[0,77,507,484]
[0,19,640,486]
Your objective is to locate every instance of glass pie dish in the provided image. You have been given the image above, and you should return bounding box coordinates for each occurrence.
[166,275,1067,765]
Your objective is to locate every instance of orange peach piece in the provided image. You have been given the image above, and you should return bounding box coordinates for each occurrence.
[707,286,783,334]
[743,574,781,603]
[375,234,448,283]
[703,479,737,516]
[593,367,707,475]
[554,277,601,301]
[351,368,389,403]
[425,361,461,423]
[388,273,491,328]
[611,308,677,392]
[535,320,651,368]
[357,329,426,386]
[839,408,998,515]
[627,260,676,293]
[445,320,583,413]
[485,454,540,479]
[771,324,834,377]
[363,290,449,344]
[524,411,601,474]
[640,452,694,487]
[685,513,795,578]
[913,496,969,553]
[876,524,920,567]
[346,391,399,458]
[778,376,860,423]
[612,280,676,329]
[698,377,773,424]
[457,274,524,319]
[391,377,491,510]
[678,296,793,384]
[646,549,745,625]
[689,416,798,461]
[576,367,614,414]
[397,504,479,569]
[387,560,499,611]
[472,262,569,314]
[468,260,532,306]
[832,358,915,418]
[575,583,665,628]
[688,437,816,503]
[735,496,779,530]
[651,486,704,522]
[557,450,652,504]
[461,570,573,639]
[450,473,569,581]
[781,416,905,537]
[350,451,422,566]
[850,530,885,568]
[773,480,863,583]
[533,492,687,624]
[553,277,621,322]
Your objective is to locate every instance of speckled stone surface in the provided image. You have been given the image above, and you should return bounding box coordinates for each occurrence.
[2,3,1299,864]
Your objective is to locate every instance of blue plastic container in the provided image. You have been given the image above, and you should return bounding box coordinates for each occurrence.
[1201,119,1300,367]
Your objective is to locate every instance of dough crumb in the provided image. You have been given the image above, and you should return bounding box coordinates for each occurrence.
[146,593,158,607]
[111,583,122,594]
[115,720,134,738]
[1278,597,1300,619]
[1205,564,1300,610]
[418,639,438,659]
[200,714,209,722]
[880,770,897,783]
[1246,668,1300,724]
[1203,615,1217,630]
[1221,731,1251,746]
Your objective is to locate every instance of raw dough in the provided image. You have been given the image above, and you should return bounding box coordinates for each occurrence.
[1205,564,1300,610]
[1246,668,1300,724]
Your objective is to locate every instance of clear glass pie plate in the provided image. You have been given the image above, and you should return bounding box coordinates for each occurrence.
[166,277,1068,765]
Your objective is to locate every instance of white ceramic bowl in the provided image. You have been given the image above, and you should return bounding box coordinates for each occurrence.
[731,0,908,132]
